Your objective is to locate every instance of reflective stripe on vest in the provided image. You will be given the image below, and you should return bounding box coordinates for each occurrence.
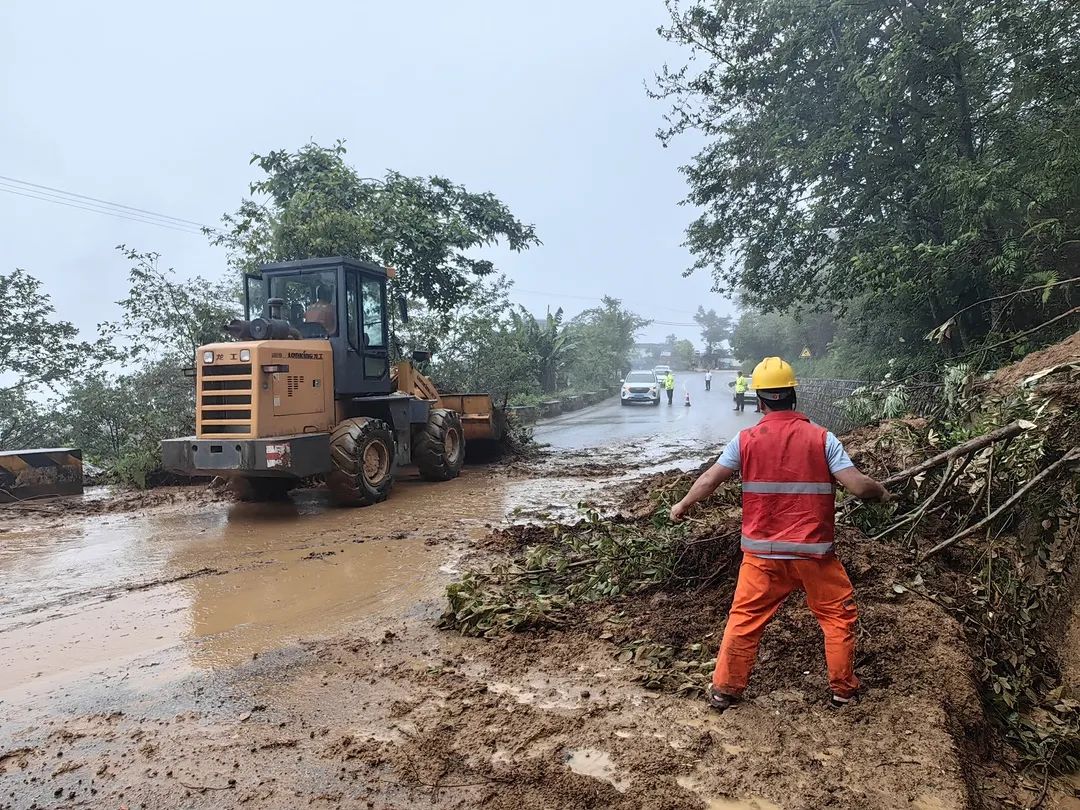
[740,535,835,558]
[739,410,835,559]
[742,481,833,494]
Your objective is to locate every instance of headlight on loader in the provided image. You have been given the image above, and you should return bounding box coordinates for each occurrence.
[202,350,214,364]
[239,349,251,362]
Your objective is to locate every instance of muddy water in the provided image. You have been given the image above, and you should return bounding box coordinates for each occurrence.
[0,469,518,706]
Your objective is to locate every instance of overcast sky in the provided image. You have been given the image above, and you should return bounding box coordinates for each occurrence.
[1,0,731,346]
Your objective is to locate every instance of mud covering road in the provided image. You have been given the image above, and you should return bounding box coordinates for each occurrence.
[0,375,751,810]
[0,382,980,810]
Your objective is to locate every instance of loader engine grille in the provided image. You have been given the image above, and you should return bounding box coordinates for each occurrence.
[198,364,252,436]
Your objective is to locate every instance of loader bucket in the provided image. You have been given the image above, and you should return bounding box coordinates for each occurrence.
[392,362,505,443]
[437,393,506,442]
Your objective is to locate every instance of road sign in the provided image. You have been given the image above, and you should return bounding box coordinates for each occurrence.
[800,347,812,359]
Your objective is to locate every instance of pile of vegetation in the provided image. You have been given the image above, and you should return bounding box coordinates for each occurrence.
[442,341,1080,777]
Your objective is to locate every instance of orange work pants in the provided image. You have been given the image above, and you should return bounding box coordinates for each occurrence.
[713,554,860,699]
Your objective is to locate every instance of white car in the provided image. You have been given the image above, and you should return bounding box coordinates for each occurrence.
[652,364,672,382]
[621,370,661,406]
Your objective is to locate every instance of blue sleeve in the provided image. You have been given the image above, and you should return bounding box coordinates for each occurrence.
[825,432,854,475]
[716,434,741,471]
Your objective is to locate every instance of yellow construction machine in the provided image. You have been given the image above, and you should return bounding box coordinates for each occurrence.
[162,257,504,505]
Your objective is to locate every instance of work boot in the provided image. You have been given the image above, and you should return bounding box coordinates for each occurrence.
[829,692,858,709]
[707,686,740,713]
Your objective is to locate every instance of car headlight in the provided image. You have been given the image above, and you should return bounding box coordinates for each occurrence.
[202,350,214,364]
[239,349,251,362]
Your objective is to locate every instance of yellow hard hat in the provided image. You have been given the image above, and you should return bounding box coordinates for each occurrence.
[751,356,798,390]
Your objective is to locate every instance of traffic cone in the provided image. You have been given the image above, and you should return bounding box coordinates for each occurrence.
[684,389,691,407]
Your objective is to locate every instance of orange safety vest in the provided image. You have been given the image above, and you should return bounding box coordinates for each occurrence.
[738,411,836,559]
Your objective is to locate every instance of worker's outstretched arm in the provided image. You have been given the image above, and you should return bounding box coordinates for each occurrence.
[834,467,891,502]
[670,464,735,522]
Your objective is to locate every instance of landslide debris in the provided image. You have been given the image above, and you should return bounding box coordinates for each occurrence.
[442,333,1080,799]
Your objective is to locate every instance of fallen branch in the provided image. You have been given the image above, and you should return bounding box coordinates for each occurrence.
[920,448,1080,560]
[949,307,1080,364]
[840,420,1034,508]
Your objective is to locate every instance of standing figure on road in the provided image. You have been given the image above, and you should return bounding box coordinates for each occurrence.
[670,356,891,712]
[664,371,675,405]
[732,371,748,412]
[705,369,713,391]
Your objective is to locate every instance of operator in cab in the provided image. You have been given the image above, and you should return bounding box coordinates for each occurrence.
[304,284,337,334]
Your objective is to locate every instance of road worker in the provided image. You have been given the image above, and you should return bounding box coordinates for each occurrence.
[664,371,675,405]
[705,369,713,391]
[732,371,749,412]
[670,356,891,711]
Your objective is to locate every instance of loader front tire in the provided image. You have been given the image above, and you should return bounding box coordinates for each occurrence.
[415,409,465,482]
[327,417,396,507]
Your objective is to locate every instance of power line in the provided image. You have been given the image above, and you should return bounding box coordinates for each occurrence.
[0,174,723,324]
[514,286,708,322]
[0,184,209,235]
[0,174,211,229]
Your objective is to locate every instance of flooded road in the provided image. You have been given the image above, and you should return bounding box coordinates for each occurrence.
[0,470,516,710]
[0,378,745,715]
[0,396,974,810]
[534,371,752,450]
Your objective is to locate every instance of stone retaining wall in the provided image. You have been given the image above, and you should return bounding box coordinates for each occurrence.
[506,388,617,425]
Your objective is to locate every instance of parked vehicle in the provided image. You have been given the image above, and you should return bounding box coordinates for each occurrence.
[652,364,672,382]
[621,370,661,406]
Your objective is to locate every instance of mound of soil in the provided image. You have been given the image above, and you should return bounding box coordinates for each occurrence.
[990,328,1080,386]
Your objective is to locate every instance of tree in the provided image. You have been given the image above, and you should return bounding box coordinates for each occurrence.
[398,277,539,401]
[654,0,1080,362]
[0,387,63,451]
[0,269,101,396]
[214,141,541,313]
[0,268,105,451]
[693,306,732,366]
[672,338,696,370]
[567,297,651,387]
[510,307,575,394]
[111,246,241,361]
[51,247,241,479]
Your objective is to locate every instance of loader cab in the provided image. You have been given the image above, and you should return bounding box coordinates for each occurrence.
[245,257,391,397]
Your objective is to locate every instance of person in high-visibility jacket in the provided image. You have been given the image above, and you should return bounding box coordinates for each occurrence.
[732,371,749,412]
[670,357,891,711]
[663,371,675,405]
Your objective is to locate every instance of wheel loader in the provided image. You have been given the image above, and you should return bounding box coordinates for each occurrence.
[161,256,504,505]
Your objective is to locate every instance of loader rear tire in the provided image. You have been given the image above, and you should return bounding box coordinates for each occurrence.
[327,417,396,507]
[415,409,465,482]
[230,476,296,502]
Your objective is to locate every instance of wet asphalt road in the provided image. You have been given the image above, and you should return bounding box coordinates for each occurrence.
[533,370,758,451]
[0,371,755,713]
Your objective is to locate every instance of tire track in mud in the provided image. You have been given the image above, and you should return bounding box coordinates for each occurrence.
[0,565,238,633]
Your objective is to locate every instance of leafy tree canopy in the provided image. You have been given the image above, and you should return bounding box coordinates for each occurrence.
[694,306,732,363]
[0,268,106,451]
[110,246,241,361]
[568,296,652,386]
[0,268,100,395]
[214,141,541,313]
[655,0,1080,355]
